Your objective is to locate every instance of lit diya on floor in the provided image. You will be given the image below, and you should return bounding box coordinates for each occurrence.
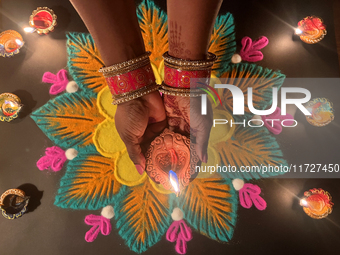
[25,7,57,34]
[0,30,24,57]
[305,98,334,127]
[145,129,200,196]
[0,93,23,122]
[300,188,333,219]
[295,16,326,44]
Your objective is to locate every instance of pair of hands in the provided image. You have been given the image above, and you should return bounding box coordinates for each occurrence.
[115,91,213,174]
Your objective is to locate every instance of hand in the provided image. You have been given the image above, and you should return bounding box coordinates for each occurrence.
[115,91,167,174]
[163,95,213,163]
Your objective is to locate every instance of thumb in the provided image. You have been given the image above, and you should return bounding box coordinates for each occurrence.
[124,139,146,175]
[115,102,149,175]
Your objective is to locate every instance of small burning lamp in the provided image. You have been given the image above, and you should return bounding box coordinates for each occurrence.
[0,30,24,57]
[300,188,333,219]
[145,129,200,195]
[0,93,23,122]
[305,98,334,127]
[295,16,326,44]
[25,7,57,35]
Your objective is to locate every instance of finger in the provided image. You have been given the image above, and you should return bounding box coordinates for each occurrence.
[195,118,212,163]
[124,140,146,175]
[115,101,149,174]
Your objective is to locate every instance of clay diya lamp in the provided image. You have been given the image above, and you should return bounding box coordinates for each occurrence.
[0,189,30,220]
[145,129,200,195]
[300,188,333,219]
[28,7,57,34]
[305,98,334,127]
[0,93,23,122]
[295,16,327,44]
[0,30,24,57]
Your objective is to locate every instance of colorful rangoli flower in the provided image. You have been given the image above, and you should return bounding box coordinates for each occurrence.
[31,0,288,253]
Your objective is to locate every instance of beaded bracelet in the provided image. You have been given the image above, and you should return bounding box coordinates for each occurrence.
[159,83,204,97]
[99,51,152,73]
[163,51,217,68]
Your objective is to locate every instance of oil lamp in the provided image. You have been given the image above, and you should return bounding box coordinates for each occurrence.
[296,16,326,44]
[0,30,24,57]
[0,93,23,122]
[305,98,334,127]
[145,129,200,195]
[26,7,57,35]
[300,188,333,219]
[0,189,30,219]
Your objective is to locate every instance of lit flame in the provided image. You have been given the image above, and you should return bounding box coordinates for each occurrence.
[169,170,180,195]
[300,199,308,207]
[295,28,303,35]
[4,100,16,108]
[24,27,35,33]
[15,39,23,46]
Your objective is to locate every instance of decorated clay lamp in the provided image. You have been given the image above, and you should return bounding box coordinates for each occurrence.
[0,93,23,122]
[305,98,334,127]
[295,16,326,44]
[300,188,333,219]
[145,129,200,195]
[0,189,30,219]
[0,30,24,57]
[27,7,57,35]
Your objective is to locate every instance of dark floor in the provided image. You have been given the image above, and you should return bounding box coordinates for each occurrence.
[1,0,340,255]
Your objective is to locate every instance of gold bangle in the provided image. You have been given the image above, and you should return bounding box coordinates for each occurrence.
[99,51,152,73]
[162,51,217,68]
[160,83,202,93]
[112,83,160,105]
[159,83,204,97]
[163,61,214,71]
[159,89,203,97]
[101,58,151,77]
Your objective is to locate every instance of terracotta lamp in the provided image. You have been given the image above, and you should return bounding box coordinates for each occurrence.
[145,129,200,195]
[300,188,333,219]
[295,16,326,44]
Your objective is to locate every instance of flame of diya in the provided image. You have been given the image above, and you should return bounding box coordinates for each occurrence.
[305,98,334,127]
[0,30,24,57]
[0,93,22,122]
[300,188,333,219]
[297,16,327,44]
[145,129,200,194]
[29,7,57,34]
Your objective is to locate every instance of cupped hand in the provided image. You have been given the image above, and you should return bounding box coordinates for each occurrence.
[115,91,167,174]
[163,94,213,163]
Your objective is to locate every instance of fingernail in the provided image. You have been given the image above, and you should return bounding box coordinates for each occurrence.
[202,153,208,163]
[135,164,144,175]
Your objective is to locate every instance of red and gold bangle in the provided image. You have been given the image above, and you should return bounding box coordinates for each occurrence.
[106,63,155,95]
[164,65,211,88]
[98,52,157,104]
[162,51,216,90]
